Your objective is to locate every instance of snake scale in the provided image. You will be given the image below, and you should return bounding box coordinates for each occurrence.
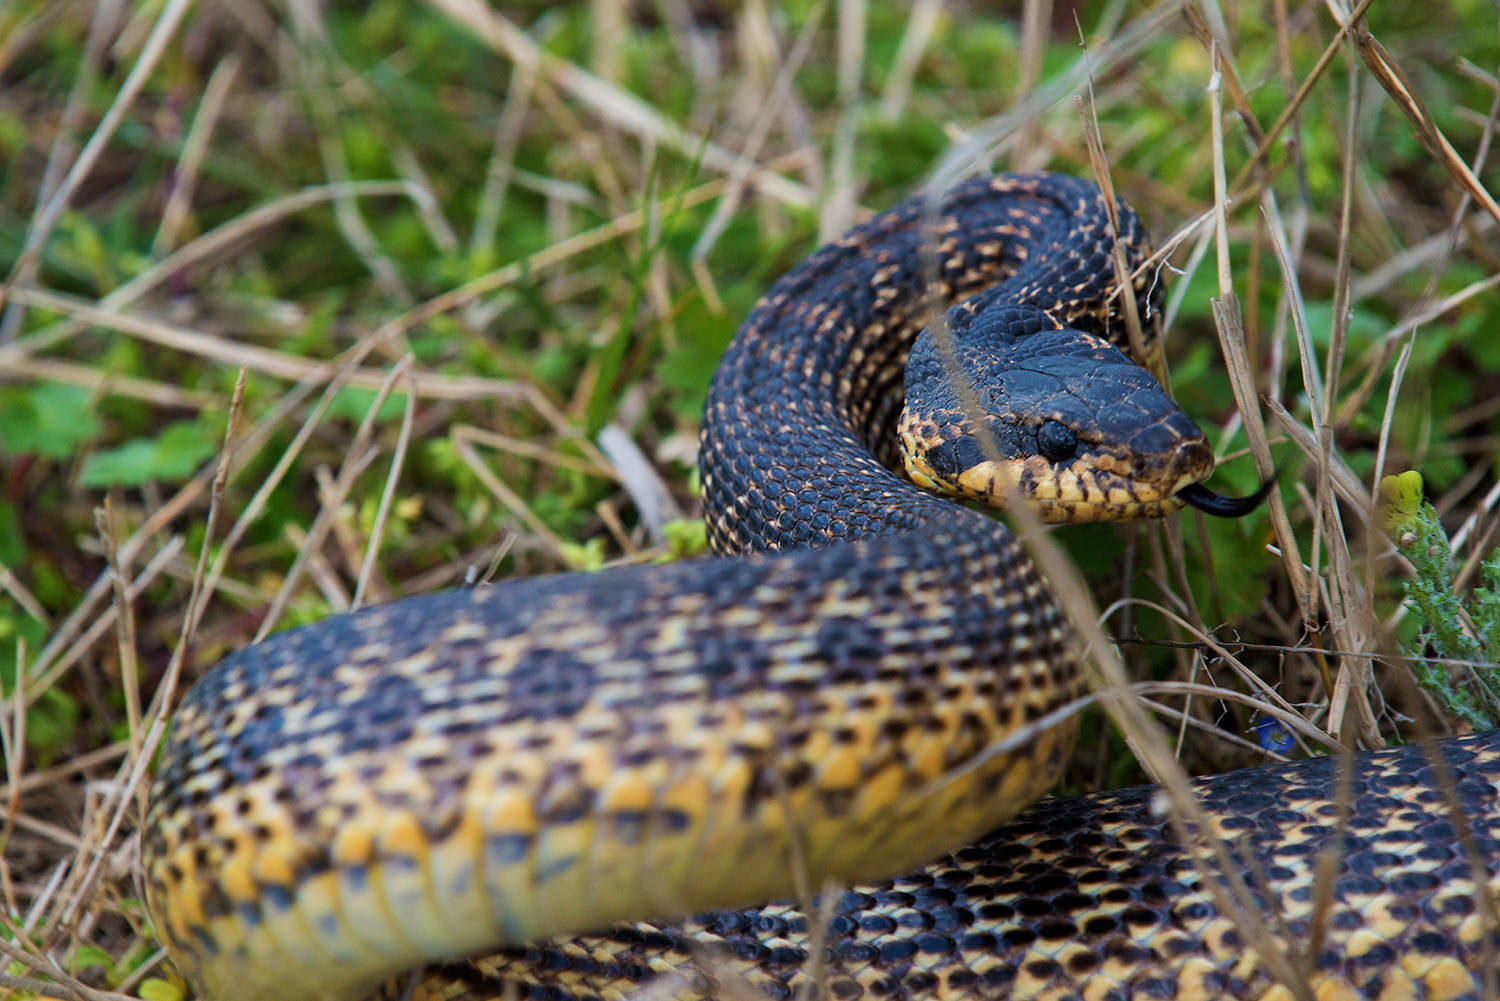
[141,174,1500,1001]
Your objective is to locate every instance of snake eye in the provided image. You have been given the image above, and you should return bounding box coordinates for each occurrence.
[1037,421,1078,462]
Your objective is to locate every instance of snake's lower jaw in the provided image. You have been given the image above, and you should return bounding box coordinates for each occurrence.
[903,450,1211,523]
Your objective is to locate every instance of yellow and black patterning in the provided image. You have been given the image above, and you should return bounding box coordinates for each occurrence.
[141,174,1500,1001]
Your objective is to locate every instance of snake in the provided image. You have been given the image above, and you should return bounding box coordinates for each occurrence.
[140,173,1500,1001]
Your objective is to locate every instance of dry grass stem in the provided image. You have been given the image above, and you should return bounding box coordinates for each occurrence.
[353,366,419,609]
[0,0,195,340]
[424,0,814,208]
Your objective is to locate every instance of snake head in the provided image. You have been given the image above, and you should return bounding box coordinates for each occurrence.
[897,302,1251,523]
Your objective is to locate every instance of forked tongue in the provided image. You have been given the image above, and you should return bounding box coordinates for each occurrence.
[1177,478,1275,518]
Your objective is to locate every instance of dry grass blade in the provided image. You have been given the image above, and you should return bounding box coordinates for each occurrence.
[472,64,536,259]
[1355,29,1500,226]
[5,285,531,404]
[1,640,24,854]
[452,428,569,560]
[877,0,943,121]
[255,357,411,640]
[0,0,195,340]
[692,0,828,268]
[19,375,246,1001]
[423,0,813,208]
[1263,397,1374,512]
[28,539,186,704]
[1228,0,1378,195]
[151,53,239,256]
[1205,63,1310,626]
[0,179,422,370]
[96,500,142,772]
[353,364,419,610]
[819,0,866,239]
[595,425,683,543]
[374,149,814,365]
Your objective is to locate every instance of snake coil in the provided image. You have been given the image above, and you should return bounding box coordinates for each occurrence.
[143,174,1500,1001]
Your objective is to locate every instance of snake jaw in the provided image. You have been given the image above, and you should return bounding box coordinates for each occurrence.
[899,423,1218,524]
[904,449,1177,523]
[901,421,1269,524]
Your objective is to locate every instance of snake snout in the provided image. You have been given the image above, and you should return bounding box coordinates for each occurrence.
[1127,413,1217,495]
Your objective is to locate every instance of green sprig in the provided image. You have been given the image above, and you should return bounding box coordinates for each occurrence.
[1380,471,1500,728]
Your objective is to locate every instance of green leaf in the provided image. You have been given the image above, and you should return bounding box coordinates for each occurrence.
[70,943,114,975]
[660,518,708,560]
[138,977,187,1001]
[326,386,408,423]
[0,382,100,459]
[21,687,80,766]
[80,421,217,488]
[0,500,21,567]
[559,536,606,571]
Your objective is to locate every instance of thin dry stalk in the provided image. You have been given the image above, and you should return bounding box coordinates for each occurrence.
[596,425,685,544]
[1099,598,1333,747]
[43,372,245,972]
[1228,0,1378,195]
[472,65,537,259]
[1014,0,1054,172]
[151,52,239,255]
[5,285,531,405]
[1,356,215,408]
[454,425,611,477]
[375,148,814,385]
[1077,44,1209,742]
[424,0,814,209]
[28,539,185,704]
[290,17,414,305]
[0,179,420,369]
[0,564,48,626]
[1354,28,1500,227]
[1203,56,1309,626]
[0,0,195,340]
[819,0,866,240]
[1372,335,1416,491]
[877,0,943,121]
[255,356,413,640]
[353,365,419,609]
[692,0,828,275]
[452,429,569,559]
[97,500,143,765]
[312,465,372,596]
[0,640,24,854]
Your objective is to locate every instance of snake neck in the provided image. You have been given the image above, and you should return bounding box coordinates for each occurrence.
[698,173,1162,556]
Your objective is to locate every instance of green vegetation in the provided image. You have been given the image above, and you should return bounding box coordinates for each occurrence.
[1382,470,1500,728]
[2,1,1500,995]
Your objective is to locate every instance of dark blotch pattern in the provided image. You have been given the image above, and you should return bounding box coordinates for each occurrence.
[141,173,1499,1001]
[417,733,1500,1001]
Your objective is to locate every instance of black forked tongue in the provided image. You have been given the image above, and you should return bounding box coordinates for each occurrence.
[1177,477,1275,518]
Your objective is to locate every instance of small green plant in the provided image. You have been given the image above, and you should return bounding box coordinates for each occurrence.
[1380,470,1500,728]
[79,421,218,488]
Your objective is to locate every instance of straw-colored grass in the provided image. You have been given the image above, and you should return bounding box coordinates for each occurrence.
[1,1,1499,997]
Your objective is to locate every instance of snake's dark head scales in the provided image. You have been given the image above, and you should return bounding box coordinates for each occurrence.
[898,300,1224,523]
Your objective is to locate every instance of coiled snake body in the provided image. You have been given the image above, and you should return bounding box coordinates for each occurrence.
[143,174,1500,1001]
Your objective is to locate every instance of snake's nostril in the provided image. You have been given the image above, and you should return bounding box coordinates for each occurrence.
[1172,438,1215,480]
